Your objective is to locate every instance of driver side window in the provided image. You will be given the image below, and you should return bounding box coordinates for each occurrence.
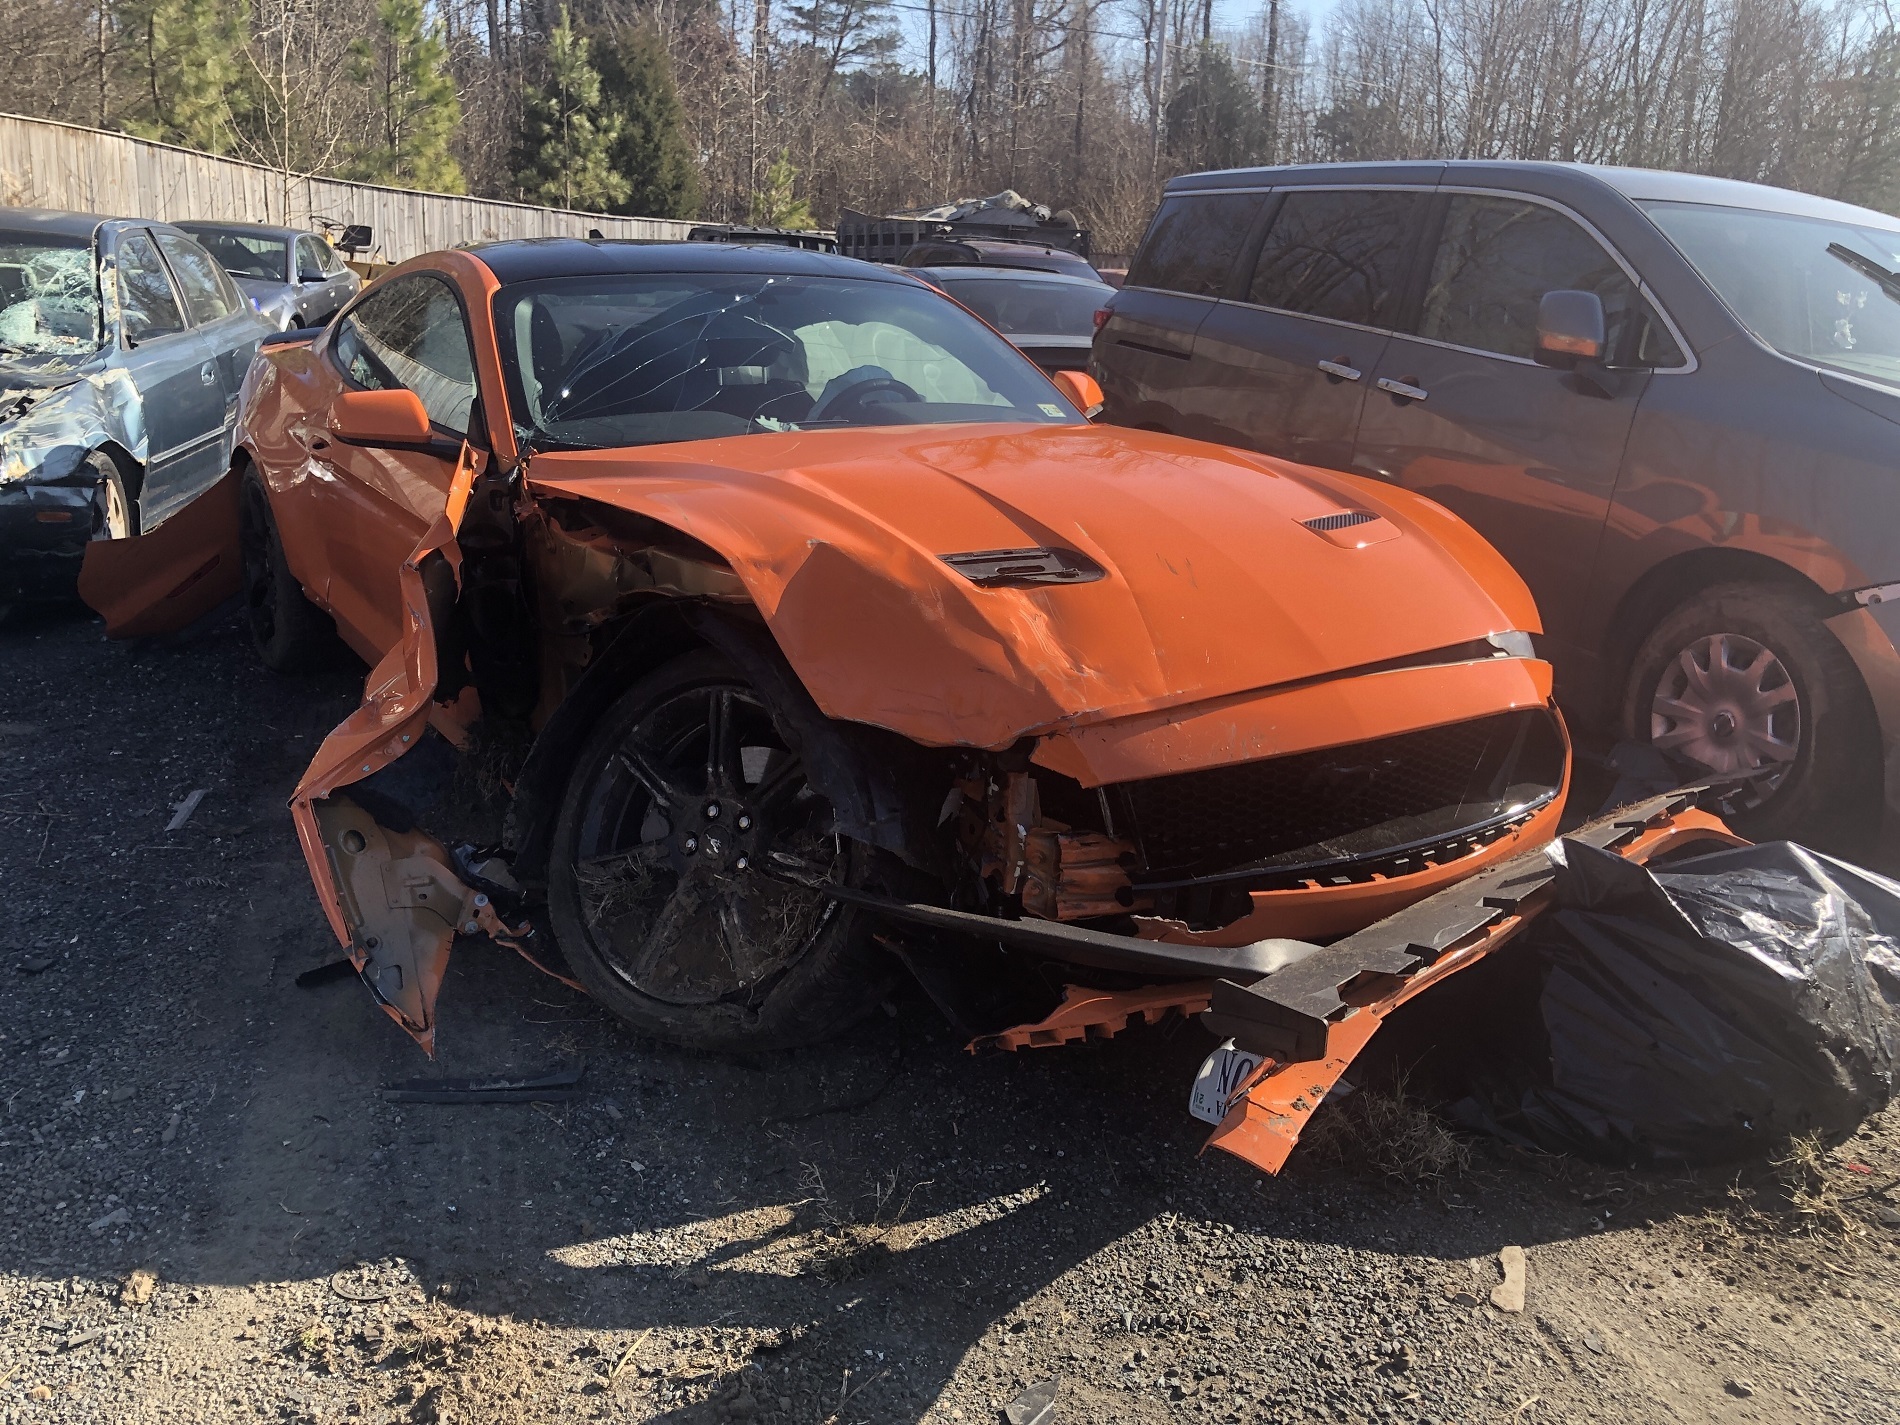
[332,275,477,434]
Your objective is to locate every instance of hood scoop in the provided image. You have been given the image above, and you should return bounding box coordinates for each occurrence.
[1298,509,1401,549]
[942,546,1106,588]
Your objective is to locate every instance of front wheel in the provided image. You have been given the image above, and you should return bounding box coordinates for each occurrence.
[87,451,136,539]
[239,471,333,671]
[1622,582,1881,849]
[547,649,898,1052]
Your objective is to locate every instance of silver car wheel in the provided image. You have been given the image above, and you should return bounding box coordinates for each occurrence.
[1649,631,1800,795]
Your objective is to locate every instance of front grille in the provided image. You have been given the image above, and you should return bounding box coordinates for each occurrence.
[1118,708,1563,884]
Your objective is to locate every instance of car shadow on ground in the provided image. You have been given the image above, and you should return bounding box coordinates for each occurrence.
[3,600,1850,1424]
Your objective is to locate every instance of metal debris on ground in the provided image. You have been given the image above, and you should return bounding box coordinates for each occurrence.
[1491,1246,1527,1313]
[381,1063,585,1105]
[164,788,207,831]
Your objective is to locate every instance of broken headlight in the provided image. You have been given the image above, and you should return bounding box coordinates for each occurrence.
[1486,629,1536,659]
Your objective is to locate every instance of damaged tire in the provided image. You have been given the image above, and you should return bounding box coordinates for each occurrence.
[1622,582,1880,849]
[548,648,897,1052]
[88,450,136,539]
[239,469,332,671]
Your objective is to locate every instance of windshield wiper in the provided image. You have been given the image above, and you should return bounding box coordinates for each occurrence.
[1827,242,1900,304]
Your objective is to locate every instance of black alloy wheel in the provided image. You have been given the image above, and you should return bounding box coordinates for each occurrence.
[547,649,895,1051]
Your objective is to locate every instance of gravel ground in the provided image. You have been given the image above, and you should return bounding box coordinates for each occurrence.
[3,602,1898,1425]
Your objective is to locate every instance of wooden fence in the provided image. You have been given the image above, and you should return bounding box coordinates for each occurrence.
[0,112,694,261]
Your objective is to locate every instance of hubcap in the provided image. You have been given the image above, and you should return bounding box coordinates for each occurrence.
[569,681,843,1006]
[1649,632,1800,801]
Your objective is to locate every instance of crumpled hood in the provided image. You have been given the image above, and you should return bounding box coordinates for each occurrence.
[526,422,1542,749]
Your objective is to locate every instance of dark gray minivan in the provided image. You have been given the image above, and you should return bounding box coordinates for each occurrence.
[1095,161,1900,854]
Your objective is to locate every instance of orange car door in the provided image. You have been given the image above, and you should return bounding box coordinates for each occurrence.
[315,272,481,656]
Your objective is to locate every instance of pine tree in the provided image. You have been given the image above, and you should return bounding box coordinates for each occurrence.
[515,8,629,212]
[346,0,465,193]
[594,22,701,220]
[750,151,812,229]
[121,0,244,154]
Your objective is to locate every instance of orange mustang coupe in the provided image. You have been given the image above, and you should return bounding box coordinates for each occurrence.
[81,241,1729,1171]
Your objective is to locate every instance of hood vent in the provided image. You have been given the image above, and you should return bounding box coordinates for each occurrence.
[1300,509,1379,533]
[942,547,1105,588]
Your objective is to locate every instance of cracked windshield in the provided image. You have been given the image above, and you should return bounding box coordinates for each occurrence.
[495,272,1079,449]
[0,238,101,359]
[1645,199,1900,388]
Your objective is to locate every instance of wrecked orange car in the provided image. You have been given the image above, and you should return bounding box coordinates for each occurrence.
[81,241,1732,1171]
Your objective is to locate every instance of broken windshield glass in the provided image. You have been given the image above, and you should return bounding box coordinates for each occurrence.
[0,239,102,359]
[493,272,1081,450]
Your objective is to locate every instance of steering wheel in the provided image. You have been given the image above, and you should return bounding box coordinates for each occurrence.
[808,375,923,423]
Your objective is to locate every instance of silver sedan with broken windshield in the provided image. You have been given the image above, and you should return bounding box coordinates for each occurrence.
[0,207,269,613]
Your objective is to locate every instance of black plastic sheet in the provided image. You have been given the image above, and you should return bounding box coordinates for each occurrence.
[1457,839,1900,1165]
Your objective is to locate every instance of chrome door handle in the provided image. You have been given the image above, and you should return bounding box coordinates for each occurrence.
[1316,359,1361,382]
[199,362,217,385]
[1376,376,1428,402]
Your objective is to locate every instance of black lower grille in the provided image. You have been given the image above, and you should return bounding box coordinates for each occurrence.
[1119,708,1564,884]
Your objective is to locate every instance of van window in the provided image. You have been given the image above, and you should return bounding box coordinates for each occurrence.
[1126,193,1264,298]
[1419,195,1676,365]
[1248,188,1424,327]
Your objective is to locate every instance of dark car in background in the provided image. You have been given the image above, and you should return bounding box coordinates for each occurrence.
[1,207,268,610]
[911,265,1113,372]
[174,221,359,331]
[899,237,1100,281]
[1094,161,1900,855]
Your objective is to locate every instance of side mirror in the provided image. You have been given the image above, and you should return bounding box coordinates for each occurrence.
[1051,369,1104,418]
[328,389,432,447]
[1535,290,1607,368]
[299,266,324,284]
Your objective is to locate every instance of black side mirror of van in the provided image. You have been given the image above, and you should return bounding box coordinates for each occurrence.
[1535,290,1607,368]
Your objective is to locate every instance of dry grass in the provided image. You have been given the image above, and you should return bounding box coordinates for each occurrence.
[1304,1076,1473,1184]
[1771,1132,1867,1237]
[792,1162,930,1281]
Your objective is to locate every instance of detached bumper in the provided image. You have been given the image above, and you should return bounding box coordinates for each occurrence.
[0,479,95,603]
[971,788,1744,1174]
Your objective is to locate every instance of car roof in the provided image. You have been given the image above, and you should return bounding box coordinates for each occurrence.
[467,238,914,286]
[1167,159,1900,227]
[173,220,307,240]
[0,207,114,241]
[910,265,1110,289]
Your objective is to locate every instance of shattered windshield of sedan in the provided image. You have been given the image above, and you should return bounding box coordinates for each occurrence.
[493,272,1082,450]
[0,237,102,359]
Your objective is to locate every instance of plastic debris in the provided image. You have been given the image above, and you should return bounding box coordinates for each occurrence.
[1457,839,1900,1165]
[1004,1378,1058,1425]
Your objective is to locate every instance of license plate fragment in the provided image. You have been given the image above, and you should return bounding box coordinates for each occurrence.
[1189,1038,1264,1125]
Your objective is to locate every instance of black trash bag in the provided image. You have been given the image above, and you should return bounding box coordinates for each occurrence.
[1453,838,1900,1165]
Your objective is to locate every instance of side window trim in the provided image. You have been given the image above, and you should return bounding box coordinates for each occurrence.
[1220,183,1441,335]
[1221,190,1285,302]
[116,228,190,343]
[329,270,484,438]
[1422,185,1697,373]
[146,228,203,328]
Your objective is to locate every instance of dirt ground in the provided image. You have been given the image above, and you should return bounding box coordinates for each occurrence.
[3,601,1898,1425]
